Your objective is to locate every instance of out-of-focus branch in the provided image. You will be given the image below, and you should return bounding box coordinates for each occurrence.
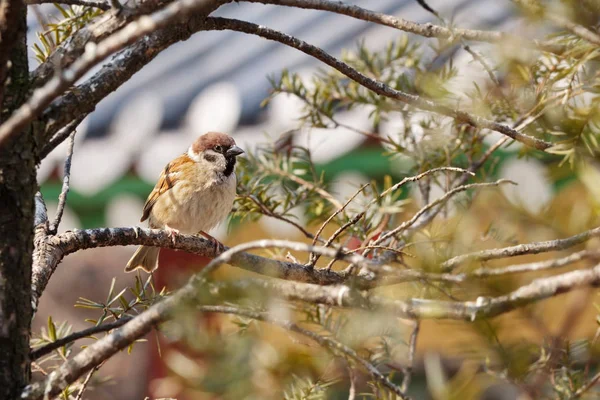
[21,239,600,399]
[198,305,409,399]
[221,262,600,320]
[441,226,600,272]
[401,321,420,392]
[383,250,600,284]
[512,0,600,46]
[204,17,552,151]
[374,179,515,246]
[0,0,224,148]
[244,0,562,54]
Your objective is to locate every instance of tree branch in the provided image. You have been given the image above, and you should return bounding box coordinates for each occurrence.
[21,239,600,399]
[220,262,600,321]
[0,0,225,148]
[244,0,562,54]
[373,179,515,246]
[442,226,600,272]
[48,131,75,234]
[30,316,132,360]
[24,0,110,9]
[0,0,25,107]
[38,5,226,148]
[203,17,552,151]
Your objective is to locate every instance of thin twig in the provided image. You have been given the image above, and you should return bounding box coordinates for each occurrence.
[401,321,420,393]
[467,250,600,278]
[354,167,473,261]
[570,370,600,399]
[377,167,474,203]
[413,0,440,19]
[31,317,132,360]
[309,183,368,267]
[323,213,365,271]
[245,194,318,241]
[271,166,343,209]
[74,365,99,400]
[347,362,356,400]
[204,17,553,151]
[374,179,515,245]
[463,44,501,87]
[442,226,600,272]
[25,0,111,9]
[48,131,76,234]
[39,115,84,160]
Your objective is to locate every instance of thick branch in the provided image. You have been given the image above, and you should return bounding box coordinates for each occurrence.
[0,0,24,106]
[39,7,223,147]
[0,0,224,148]
[203,17,552,151]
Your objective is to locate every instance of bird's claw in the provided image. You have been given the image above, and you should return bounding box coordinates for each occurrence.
[165,226,179,246]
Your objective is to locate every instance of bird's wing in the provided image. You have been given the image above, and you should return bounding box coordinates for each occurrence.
[140,153,191,222]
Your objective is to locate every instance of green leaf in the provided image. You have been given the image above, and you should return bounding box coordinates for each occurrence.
[47,316,57,342]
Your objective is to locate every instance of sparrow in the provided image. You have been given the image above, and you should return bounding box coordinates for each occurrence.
[125,132,244,273]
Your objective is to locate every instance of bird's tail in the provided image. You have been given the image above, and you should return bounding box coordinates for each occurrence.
[125,246,160,273]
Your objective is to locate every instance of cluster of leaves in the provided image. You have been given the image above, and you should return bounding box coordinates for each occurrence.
[233,143,334,228]
[467,30,600,166]
[33,4,103,63]
[30,275,165,398]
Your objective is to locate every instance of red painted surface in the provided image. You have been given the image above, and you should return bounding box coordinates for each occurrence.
[146,248,217,399]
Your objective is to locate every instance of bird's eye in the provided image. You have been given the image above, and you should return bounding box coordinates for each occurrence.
[214,145,223,153]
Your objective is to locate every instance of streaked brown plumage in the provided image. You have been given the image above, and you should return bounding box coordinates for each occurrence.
[125,132,244,273]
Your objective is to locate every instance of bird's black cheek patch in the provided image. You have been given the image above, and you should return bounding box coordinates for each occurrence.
[204,153,217,163]
[224,157,237,177]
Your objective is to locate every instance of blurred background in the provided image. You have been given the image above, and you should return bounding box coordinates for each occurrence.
[28,0,600,399]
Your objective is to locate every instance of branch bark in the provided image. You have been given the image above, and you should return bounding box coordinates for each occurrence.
[0,2,35,396]
[0,0,226,148]
[0,0,24,107]
[39,4,224,149]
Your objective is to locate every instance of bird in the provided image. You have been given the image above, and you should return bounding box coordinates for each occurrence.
[125,132,244,273]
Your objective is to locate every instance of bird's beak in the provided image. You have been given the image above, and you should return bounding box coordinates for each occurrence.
[227,145,244,157]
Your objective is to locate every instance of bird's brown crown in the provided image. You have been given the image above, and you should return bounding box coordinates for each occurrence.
[191,132,236,154]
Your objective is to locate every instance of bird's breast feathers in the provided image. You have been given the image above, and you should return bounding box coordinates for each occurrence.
[147,154,237,233]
